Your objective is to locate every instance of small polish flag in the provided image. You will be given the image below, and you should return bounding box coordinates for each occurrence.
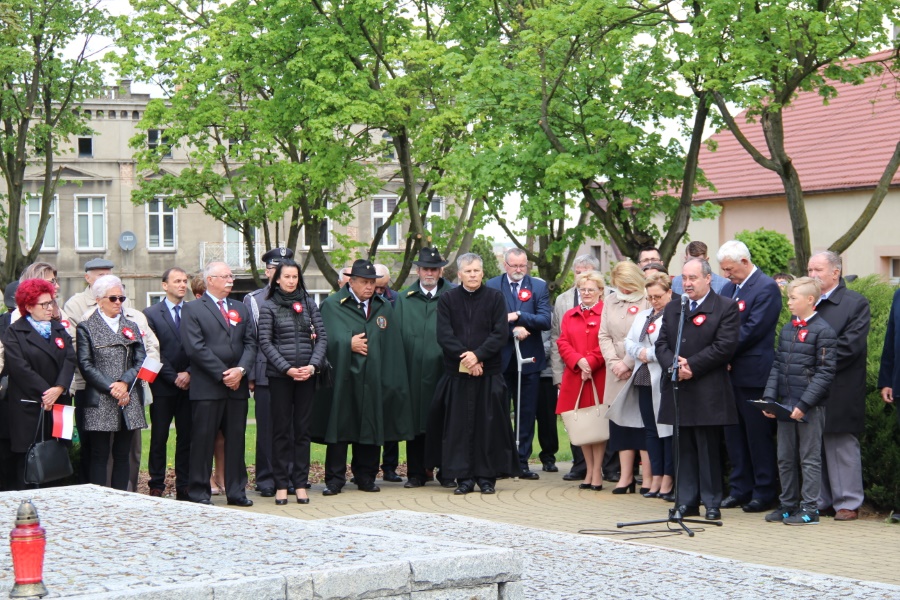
[52,405,75,440]
[137,357,163,384]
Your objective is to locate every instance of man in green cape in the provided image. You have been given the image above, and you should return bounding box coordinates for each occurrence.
[311,259,413,494]
[394,248,455,488]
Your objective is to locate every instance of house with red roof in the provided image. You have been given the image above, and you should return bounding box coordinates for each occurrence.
[682,49,900,279]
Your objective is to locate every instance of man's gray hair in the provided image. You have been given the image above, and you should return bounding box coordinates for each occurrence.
[374,263,390,279]
[572,254,601,271]
[812,251,842,273]
[204,261,227,279]
[684,258,712,277]
[456,252,483,269]
[504,247,527,262]
[92,274,125,299]
[716,240,752,263]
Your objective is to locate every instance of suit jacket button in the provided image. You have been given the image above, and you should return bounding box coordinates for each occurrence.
[682,338,687,342]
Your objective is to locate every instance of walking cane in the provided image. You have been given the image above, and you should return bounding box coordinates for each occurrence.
[513,337,535,482]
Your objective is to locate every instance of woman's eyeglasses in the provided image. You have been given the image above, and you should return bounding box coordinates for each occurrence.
[36,301,54,310]
[647,294,667,301]
[106,296,127,303]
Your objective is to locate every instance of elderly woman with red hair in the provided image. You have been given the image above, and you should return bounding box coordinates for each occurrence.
[1,278,76,489]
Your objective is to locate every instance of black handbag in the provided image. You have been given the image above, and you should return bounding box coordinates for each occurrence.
[24,407,73,485]
[315,358,334,391]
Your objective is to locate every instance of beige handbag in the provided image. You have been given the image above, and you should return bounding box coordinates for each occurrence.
[560,378,609,446]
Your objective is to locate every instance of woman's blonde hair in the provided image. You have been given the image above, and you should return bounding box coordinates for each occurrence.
[611,261,646,295]
[644,272,672,292]
[575,271,605,292]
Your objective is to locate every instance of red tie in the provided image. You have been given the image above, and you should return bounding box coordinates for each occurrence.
[218,300,229,325]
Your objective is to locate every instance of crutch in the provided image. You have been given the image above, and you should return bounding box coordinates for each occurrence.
[513,337,535,481]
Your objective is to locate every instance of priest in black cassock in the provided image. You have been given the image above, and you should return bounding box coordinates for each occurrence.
[425,252,519,495]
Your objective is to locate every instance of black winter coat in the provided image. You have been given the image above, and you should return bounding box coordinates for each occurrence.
[815,280,870,434]
[764,315,836,414]
[257,297,327,379]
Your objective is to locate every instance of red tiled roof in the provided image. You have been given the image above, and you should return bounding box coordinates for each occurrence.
[694,50,900,202]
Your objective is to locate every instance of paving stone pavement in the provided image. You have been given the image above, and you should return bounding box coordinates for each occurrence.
[231,462,900,591]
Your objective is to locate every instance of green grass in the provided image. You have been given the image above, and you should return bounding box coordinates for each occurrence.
[140,396,572,470]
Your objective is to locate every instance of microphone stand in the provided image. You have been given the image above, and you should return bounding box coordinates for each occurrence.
[616,294,721,537]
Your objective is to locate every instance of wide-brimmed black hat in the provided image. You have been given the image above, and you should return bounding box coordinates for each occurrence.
[413,247,448,268]
[261,247,294,266]
[349,259,378,279]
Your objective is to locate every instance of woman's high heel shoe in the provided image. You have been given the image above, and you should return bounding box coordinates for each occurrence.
[578,483,592,490]
[639,487,651,495]
[590,484,603,491]
[296,496,310,504]
[643,490,660,498]
[275,498,288,505]
[612,481,636,495]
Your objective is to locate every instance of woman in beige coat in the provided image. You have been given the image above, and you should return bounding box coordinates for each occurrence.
[599,261,651,493]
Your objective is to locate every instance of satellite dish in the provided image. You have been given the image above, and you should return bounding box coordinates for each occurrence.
[118,231,137,251]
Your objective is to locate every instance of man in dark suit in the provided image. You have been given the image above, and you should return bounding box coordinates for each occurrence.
[182,261,257,506]
[656,258,740,520]
[486,248,551,479]
[717,241,783,513]
[809,251,869,521]
[243,247,294,498]
[143,267,193,500]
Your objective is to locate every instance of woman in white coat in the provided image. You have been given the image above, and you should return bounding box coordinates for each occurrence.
[608,273,674,500]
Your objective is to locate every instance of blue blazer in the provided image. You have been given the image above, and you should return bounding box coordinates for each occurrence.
[719,268,783,388]
[485,274,551,374]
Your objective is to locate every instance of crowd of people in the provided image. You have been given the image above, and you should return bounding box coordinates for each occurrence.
[0,239,893,526]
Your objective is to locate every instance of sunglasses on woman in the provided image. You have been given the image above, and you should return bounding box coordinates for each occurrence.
[106,296,127,303]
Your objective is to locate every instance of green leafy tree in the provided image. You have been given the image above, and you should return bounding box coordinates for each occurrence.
[735,228,795,276]
[681,0,900,273]
[0,0,109,284]
[470,236,501,281]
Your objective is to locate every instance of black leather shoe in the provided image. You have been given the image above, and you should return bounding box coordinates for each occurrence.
[322,486,342,496]
[275,499,288,506]
[520,470,540,480]
[578,483,592,490]
[706,508,722,520]
[720,495,747,509]
[440,480,457,488]
[670,505,700,517]
[404,479,424,489]
[257,487,275,498]
[296,497,310,505]
[175,489,190,501]
[195,499,213,505]
[358,483,381,492]
[660,492,676,503]
[562,471,587,481]
[480,484,496,494]
[742,499,776,513]
[227,497,254,507]
[382,470,403,483]
[604,472,621,483]
[541,462,559,473]
[454,483,474,495]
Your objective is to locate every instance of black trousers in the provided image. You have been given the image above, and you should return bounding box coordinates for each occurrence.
[406,434,427,483]
[188,399,249,502]
[88,424,134,491]
[269,378,314,490]
[325,442,380,488]
[381,441,399,472]
[676,425,723,509]
[148,389,192,492]
[536,377,559,463]
[253,385,275,489]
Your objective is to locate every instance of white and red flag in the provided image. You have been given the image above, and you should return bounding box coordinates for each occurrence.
[137,357,163,384]
[52,404,75,440]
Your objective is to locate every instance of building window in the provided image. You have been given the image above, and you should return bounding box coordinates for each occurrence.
[890,258,900,284]
[372,195,399,248]
[303,220,330,249]
[132,111,140,120]
[25,195,58,251]
[148,129,171,158]
[78,138,92,158]
[74,196,106,250]
[308,290,331,307]
[425,196,443,232]
[147,197,176,249]
[381,132,395,159]
[147,292,166,307]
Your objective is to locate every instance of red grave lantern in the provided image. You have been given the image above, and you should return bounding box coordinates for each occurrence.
[9,500,48,598]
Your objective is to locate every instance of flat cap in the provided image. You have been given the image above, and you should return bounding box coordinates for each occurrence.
[84,258,114,272]
[261,247,294,266]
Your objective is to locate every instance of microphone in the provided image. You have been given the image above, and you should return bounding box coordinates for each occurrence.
[681,293,689,306]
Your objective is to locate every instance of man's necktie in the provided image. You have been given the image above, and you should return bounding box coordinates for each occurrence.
[511,282,519,297]
[218,300,229,325]
[425,291,433,299]
[174,305,181,331]
[732,287,740,300]
[690,301,698,312]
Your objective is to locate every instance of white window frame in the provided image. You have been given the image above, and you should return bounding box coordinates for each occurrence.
[425,195,443,232]
[146,292,166,307]
[301,202,331,250]
[890,257,900,285]
[145,196,178,251]
[307,290,331,307]
[25,194,59,251]
[73,194,108,251]
[372,194,400,249]
[223,222,262,269]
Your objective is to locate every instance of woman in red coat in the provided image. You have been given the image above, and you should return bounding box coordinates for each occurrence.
[556,271,607,490]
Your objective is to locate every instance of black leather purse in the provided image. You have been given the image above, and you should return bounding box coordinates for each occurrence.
[24,407,73,485]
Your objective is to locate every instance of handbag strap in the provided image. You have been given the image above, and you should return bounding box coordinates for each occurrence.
[30,405,46,445]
